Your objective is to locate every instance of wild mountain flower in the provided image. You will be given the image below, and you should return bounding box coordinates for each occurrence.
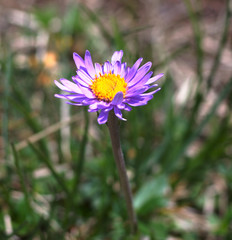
[54,50,163,124]
[54,50,163,233]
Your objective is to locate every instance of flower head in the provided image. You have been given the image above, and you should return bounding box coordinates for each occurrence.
[54,50,163,124]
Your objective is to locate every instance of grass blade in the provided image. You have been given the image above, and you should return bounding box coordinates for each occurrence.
[72,108,89,193]
[207,0,231,90]
[183,0,203,84]
[11,143,32,212]
[28,141,71,198]
[178,76,232,160]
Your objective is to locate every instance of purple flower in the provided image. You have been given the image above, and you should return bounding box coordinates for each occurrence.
[54,50,163,124]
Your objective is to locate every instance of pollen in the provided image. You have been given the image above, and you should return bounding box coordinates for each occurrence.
[90,72,127,102]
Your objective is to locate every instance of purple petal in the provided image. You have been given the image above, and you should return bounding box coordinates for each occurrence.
[111,50,123,65]
[117,103,125,109]
[67,94,86,100]
[88,108,98,112]
[98,109,110,124]
[54,94,87,103]
[111,92,124,105]
[119,63,127,78]
[59,79,83,94]
[82,99,96,105]
[125,58,143,82]
[114,107,126,121]
[124,104,132,111]
[140,87,161,96]
[127,72,153,92]
[146,73,164,85]
[128,62,152,87]
[95,63,102,77]
[113,61,121,75]
[126,86,149,97]
[84,50,96,78]
[54,94,67,99]
[77,69,93,85]
[89,102,99,110]
[126,95,153,106]
[89,101,110,111]
[97,102,111,109]
[134,71,153,87]
[54,80,70,92]
[103,61,112,74]
[79,86,95,98]
[68,97,88,102]
[73,52,85,69]
[73,76,90,89]
[67,102,84,106]
[64,95,87,102]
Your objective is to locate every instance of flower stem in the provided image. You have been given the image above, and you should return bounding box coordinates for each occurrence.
[107,111,137,234]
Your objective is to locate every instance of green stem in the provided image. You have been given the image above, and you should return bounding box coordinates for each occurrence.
[11,143,32,212]
[107,111,137,234]
[72,107,89,193]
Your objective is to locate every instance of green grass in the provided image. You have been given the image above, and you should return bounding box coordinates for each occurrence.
[1,1,232,239]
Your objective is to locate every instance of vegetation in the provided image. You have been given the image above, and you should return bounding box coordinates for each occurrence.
[1,0,231,239]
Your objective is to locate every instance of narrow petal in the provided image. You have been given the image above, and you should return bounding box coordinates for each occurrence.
[114,107,126,121]
[73,52,85,69]
[54,94,68,99]
[111,50,123,64]
[82,99,96,105]
[146,73,164,85]
[84,50,96,78]
[72,76,90,89]
[95,63,103,77]
[72,76,93,91]
[98,109,110,124]
[111,92,124,105]
[117,103,132,111]
[59,79,83,94]
[66,94,86,100]
[89,101,110,111]
[67,102,84,106]
[126,86,149,97]
[127,71,153,92]
[97,102,111,109]
[128,62,152,87]
[54,80,70,92]
[103,61,112,74]
[140,87,161,96]
[119,63,127,78]
[64,95,87,102]
[55,94,87,103]
[89,102,99,110]
[79,86,95,99]
[117,103,125,109]
[126,95,153,106]
[77,69,93,85]
[88,108,98,112]
[113,61,121,75]
[124,104,132,111]
[125,58,143,82]
[134,71,153,87]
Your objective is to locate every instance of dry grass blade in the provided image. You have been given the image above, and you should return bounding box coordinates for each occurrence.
[15,114,80,151]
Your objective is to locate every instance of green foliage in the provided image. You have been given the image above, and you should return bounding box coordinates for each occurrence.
[1,0,232,239]
[134,175,168,215]
[34,6,58,29]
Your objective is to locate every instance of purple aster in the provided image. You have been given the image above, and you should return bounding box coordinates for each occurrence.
[54,50,163,124]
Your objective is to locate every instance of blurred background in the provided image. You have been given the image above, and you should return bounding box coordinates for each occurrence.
[1,0,232,239]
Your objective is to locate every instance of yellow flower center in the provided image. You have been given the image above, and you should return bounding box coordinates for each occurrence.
[90,72,127,102]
